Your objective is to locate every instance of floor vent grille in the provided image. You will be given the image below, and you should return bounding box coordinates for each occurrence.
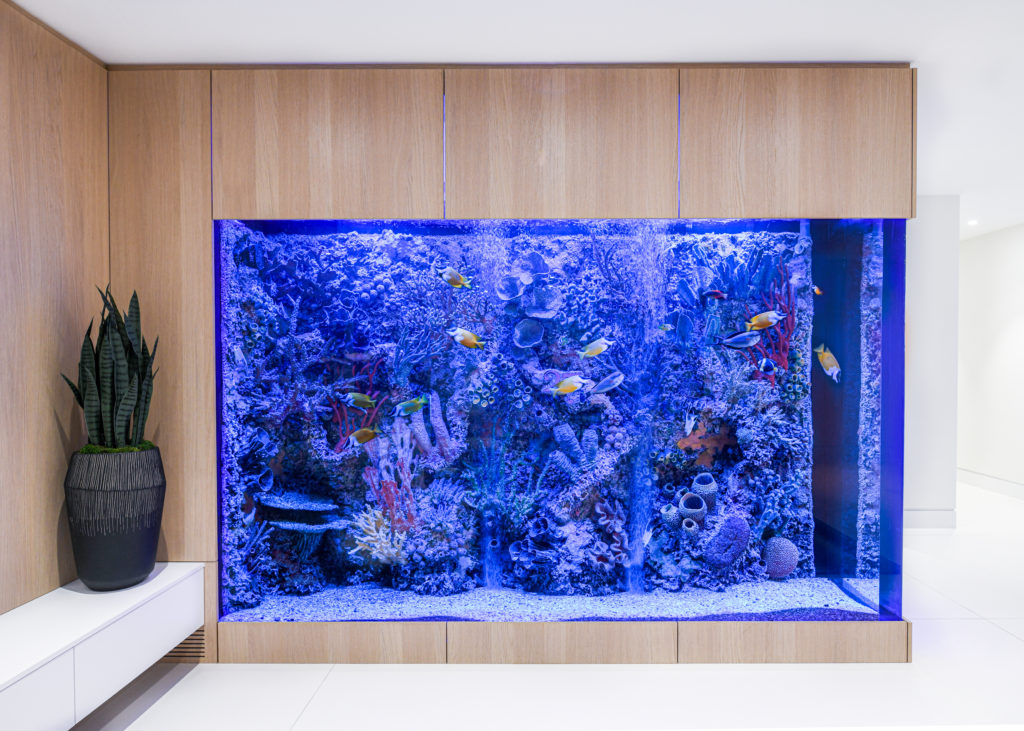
[163,627,205,662]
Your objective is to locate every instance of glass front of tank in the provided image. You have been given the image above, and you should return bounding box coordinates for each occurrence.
[217,219,904,622]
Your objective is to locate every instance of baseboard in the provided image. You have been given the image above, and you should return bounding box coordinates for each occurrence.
[903,509,956,528]
[958,468,1024,499]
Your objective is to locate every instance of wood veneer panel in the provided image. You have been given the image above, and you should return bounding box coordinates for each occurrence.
[211,69,443,219]
[679,67,915,218]
[445,68,678,219]
[108,70,216,563]
[218,622,446,663]
[447,622,677,663]
[678,620,911,663]
[0,1,109,614]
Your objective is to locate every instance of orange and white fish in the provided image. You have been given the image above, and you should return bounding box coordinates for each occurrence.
[447,327,485,349]
[545,375,593,396]
[813,285,824,296]
[744,310,785,332]
[437,266,472,289]
[814,344,841,383]
[347,427,380,447]
[577,337,614,359]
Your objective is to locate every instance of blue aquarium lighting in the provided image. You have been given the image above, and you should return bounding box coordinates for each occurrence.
[216,218,904,622]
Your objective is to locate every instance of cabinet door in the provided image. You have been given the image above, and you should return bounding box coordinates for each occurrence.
[212,69,443,219]
[680,66,915,218]
[446,68,679,219]
[109,70,216,562]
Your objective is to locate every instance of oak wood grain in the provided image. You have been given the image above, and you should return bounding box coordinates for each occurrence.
[0,1,109,614]
[678,620,911,663]
[445,67,679,219]
[108,70,217,563]
[447,622,677,663]
[218,622,446,663]
[212,68,443,219]
[679,67,915,218]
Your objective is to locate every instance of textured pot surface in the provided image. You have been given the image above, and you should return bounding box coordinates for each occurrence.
[64,447,166,591]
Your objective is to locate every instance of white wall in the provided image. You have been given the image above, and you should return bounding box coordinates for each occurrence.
[958,222,1024,495]
[904,195,960,526]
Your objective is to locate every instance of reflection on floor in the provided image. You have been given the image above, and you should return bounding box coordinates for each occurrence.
[75,482,1024,730]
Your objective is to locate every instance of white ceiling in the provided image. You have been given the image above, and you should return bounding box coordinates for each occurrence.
[17,0,1024,239]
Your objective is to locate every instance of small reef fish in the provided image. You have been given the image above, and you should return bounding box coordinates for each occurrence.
[658,323,675,332]
[590,371,625,394]
[577,337,614,359]
[347,427,380,447]
[744,310,785,332]
[392,396,427,417]
[814,344,841,383]
[447,327,486,349]
[342,392,376,410]
[813,285,824,296]
[701,289,728,302]
[545,375,593,396]
[720,330,761,349]
[757,358,777,376]
[437,266,472,289]
[683,411,699,436]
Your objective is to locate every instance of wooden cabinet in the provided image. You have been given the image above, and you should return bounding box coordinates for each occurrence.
[445,68,679,219]
[212,69,443,219]
[680,66,915,218]
[108,70,217,563]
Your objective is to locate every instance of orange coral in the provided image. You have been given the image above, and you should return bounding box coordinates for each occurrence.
[675,422,735,467]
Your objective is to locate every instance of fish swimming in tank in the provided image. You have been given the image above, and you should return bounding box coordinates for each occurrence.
[545,375,593,396]
[813,284,824,295]
[447,327,486,349]
[577,337,614,359]
[216,217,895,625]
[744,310,785,331]
[814,343,842,383]
[437,265,472,289]
[720,330,761,349]
[392,396,427,417]
[342,392,376,410]
[347,426,380,447]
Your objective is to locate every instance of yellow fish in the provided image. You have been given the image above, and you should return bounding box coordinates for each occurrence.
[545,375,593,396]
[347,427,380,447]
[658,324,675,332]
[577,337,614,359]
[744,310,785,332]
[814,344,841,383]
[392,396,427,417]
[437,266,472,289]
[342,392,376,410]
[447,327,486,349]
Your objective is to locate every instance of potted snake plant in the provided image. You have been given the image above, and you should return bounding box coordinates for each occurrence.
[61,286,164,591]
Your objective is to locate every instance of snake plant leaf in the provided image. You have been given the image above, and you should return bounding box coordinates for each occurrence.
[81,365,102,444]
[135,367,154,444]
[125,292,142,358]
[113,373,138,447]
[61,374,83,406]
[109,317,130,407]
[98,319,114,445]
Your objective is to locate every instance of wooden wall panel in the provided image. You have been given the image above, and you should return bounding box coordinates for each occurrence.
[447,622,677,664]
[108,70,217,563]
[445,68,678,219]
[218,622,446,663]
[0,0,109,614]
[679,66,915,218]
[678,620,911,663]
[212,69,443,219]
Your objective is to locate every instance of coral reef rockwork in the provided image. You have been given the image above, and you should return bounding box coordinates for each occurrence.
[857,223,884,577]
[217,218,883,619]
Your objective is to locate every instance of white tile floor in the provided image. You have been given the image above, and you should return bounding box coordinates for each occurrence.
[75,483,1024,730]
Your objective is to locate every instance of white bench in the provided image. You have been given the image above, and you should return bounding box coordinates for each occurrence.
[0,563,204,730]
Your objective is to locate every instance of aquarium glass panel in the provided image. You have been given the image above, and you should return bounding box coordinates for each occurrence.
[217,219,904,622]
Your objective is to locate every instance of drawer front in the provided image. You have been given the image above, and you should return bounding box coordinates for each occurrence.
[0,650,74,731]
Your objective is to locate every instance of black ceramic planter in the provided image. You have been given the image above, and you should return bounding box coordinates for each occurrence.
[63,447,166,591]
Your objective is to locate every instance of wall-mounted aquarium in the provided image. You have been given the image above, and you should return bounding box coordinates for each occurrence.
[217,218,904,623]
